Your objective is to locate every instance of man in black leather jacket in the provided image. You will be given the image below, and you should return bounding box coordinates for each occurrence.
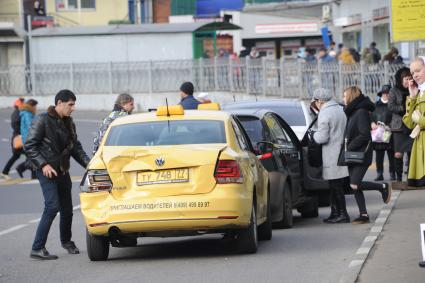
[26,89,90,260]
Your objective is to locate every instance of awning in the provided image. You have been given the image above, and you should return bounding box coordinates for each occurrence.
[32,22,242,37]
[194,22,242,32]
[0,22,26,42]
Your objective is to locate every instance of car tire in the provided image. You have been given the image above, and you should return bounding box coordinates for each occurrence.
[86,229,110,261]
[258,189,272,241]
[276,183,293,229]
[237,205,258,254]
[299,198,319,218]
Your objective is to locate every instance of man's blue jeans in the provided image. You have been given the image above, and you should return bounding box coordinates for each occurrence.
[31,171,73,250]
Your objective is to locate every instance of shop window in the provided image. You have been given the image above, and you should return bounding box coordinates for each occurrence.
[283,49,292,56]
[56,0,95,11]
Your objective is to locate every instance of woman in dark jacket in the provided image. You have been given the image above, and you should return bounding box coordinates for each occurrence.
[1,98,25,179]
[388,67,413,183]
[371,85,395,181]
[342,86,392,224]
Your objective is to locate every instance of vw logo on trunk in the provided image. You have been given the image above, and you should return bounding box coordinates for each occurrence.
[155,157,165,167]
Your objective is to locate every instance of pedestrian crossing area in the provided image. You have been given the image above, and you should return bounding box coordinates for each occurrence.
[0,176,83,186]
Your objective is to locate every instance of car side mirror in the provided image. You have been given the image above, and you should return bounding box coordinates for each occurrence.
[257,141,274,155]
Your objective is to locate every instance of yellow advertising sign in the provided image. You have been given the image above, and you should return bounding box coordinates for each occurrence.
[391,0,425,42]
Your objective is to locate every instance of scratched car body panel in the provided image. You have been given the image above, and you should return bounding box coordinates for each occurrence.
[80,108,269,259]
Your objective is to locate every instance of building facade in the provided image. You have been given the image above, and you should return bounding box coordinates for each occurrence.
[44,0,129,26]
[0,0,26,66]
[330,0,390,54]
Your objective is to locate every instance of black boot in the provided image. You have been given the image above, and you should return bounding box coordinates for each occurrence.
[16,163,25,178]
[374,171,384,181]
[323,189,337,223]
[390,172,396,181]
[394,158,403,182]
[327,188,350,223]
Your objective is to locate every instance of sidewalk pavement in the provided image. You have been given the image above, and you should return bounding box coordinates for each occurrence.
[357,189,425,282]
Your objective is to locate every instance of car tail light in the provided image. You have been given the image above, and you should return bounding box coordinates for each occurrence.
[258,152,273,160]
[83,170,113,192]
[214,160,244,184]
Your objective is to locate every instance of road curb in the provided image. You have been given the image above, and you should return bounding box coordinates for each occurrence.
[339,190,401,283]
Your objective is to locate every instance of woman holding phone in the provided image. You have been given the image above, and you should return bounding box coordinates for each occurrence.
[403,57,425,187]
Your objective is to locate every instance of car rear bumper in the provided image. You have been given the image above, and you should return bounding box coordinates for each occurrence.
[81,185,252,236]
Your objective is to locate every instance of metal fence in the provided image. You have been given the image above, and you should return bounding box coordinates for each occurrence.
[0,58,404,100]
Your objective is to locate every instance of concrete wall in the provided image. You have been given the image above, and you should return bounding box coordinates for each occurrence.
[32,33,193,64]
[0,0,20,27]
[45,0,128,26]
[0,92,271,112]
[7,43,24,65]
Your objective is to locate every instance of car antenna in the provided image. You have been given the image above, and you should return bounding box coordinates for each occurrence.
[165,98,170,117]
[165,98,171,132]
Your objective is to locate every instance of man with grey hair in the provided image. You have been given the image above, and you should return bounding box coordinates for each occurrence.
[311,88,350,223]
[93,93,134,154]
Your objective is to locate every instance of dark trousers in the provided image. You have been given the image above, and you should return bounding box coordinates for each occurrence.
[2,148,23,175]
[354,181,383,215]
[329,178,348,215]
[375,149,395,175]
[394,152,410,181]
[32,171,73,250]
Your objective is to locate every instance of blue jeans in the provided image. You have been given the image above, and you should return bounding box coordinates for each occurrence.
[31,171,73,250]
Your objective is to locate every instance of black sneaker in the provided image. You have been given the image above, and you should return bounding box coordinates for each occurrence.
[381,182,392,204]
[352,215,370,224]
[62,241,80,254]
[390,173,396,181]
[16,167,24,178]
[374,175,384,181]
[30,248,58,260]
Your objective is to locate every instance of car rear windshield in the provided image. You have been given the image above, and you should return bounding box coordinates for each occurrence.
[105,120,226,146]
[237,116,265,149]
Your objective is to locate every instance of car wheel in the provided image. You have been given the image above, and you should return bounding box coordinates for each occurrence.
[237,204,258,254]
[258,189,272,241]
[86,229,110,261]
[276,183,293,229]
[299,198,319,218]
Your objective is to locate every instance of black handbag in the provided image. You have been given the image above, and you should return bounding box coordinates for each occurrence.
[307,138,322,167]
[343,138,371,164]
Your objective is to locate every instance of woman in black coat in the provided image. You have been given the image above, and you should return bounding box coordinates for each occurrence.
[371,85,395,181]
[341,86,392,224]
[388,67,413,182]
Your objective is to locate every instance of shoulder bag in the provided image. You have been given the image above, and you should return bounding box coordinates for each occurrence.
[344,138,370,164]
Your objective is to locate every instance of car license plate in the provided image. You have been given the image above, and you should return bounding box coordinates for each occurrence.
[137,168,189,186]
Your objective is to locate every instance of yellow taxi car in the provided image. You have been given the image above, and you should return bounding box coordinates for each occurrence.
[80,104,271,261]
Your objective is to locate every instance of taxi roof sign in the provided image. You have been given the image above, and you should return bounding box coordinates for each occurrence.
[197,103,221,110]
[156,105,184,116]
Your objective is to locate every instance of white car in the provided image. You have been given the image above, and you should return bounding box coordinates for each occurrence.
[222,99,314,140]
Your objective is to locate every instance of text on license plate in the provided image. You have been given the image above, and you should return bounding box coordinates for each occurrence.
[137,169,189,185]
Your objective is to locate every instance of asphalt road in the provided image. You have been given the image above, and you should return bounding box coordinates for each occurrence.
[0,107,389,283]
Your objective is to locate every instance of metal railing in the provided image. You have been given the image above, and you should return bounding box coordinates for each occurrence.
[0,58,404,100]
